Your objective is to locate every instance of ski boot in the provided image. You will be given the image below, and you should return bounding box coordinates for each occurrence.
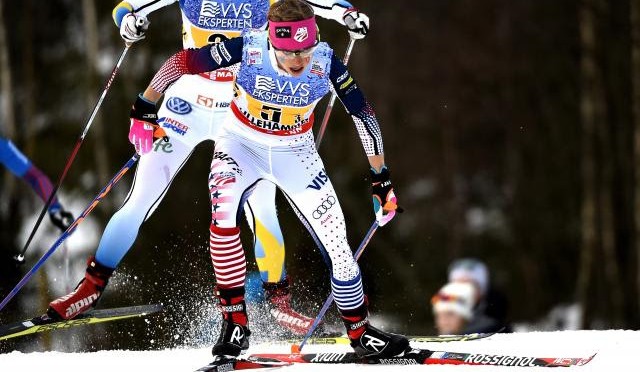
[263,277,314,335]
[340,303,410,358]
[212,287,251,358]
[47,256,114,320]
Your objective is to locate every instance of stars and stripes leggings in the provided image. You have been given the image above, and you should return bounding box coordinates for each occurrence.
[208,121,365,312]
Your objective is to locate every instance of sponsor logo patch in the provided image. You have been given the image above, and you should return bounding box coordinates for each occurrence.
[197,1,253,30]
[248,48,262,65]
[252,75,311,105]
[294,27,308,42]
[463,354,537,367]
[197,95,215,108]
[336,71,349,83]
[310,353,347,363]
[306,170,328,190]
[166,97,192,115]
[255,75,276,91]
[210,46,223,64]
[312,196,336,219]
[275,26,291,38]
[218,43,232,62]
[160,117,189,136]
[310,61,324,76]
[199,69,235,82]
[153,141,174,153]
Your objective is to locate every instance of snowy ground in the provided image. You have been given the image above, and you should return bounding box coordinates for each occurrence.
[0,330,638,371]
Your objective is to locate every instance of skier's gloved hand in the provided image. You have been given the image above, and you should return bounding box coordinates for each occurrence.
[49,206,75,232]
[120,13,149,43]
[129,94,167,155]
[370,166,402,226]
[343,8,369,40]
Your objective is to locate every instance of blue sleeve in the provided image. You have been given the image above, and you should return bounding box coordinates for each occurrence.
[328,55,385,156]
[187,36,244,72]
[0,137,32,177]
[328,53,366,114]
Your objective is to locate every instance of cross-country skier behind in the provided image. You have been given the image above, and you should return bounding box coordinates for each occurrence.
[130,0,408,358]
[46,0,370,333]
[0,136,74,232]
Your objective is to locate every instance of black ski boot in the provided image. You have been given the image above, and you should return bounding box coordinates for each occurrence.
[212,287,251,358]
[340,303,410,358]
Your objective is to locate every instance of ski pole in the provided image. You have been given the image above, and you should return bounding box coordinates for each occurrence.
[14,44,131,263]
[292,220,379,353]
[0,154,139,313]
[315,37,356,149]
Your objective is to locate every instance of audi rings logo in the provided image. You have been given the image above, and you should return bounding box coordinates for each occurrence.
[312,196,336,219]
[166,97,192,115]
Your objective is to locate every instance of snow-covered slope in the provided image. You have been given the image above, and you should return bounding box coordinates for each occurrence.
[0,330,638,371]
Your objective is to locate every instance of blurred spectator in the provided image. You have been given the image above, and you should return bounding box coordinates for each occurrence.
[431,282,476,334]
[448,258,512,333]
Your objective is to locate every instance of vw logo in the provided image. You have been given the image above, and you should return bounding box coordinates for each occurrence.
[166,97,192,115]
[312,196,336,219]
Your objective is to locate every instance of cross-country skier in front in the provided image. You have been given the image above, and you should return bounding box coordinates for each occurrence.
[130,0,408,359]
[46,0,370,336]
[0,136,74,232]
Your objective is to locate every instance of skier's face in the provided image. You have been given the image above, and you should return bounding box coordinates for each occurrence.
[274,50,312,77]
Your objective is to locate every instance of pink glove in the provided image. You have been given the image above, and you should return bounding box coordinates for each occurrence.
[128,94,167,155]
[128,119,157,155]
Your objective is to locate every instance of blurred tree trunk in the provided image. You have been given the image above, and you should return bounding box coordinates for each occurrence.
[0,0,15,140]
[442,118,463,259]
[21,0,35,155]
[578,0,601,329]
[598,110,624,327]
[578,0,626,328]
[0,0,20,249]
[632,0,640,326]
[83,0,111,197]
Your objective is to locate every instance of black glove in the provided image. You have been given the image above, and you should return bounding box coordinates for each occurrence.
[130,94,159,125]
[49,207,75,232]
[371,167,401,226]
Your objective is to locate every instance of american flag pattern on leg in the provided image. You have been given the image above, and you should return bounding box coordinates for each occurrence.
[209,225,246,290]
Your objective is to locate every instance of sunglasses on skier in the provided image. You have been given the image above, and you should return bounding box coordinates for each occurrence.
[272,40,319,59]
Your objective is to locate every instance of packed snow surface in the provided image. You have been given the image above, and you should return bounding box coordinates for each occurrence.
[1,330,638,371]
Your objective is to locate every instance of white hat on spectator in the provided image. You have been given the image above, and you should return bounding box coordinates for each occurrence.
[448,258,489,297]
[431,282,476,320]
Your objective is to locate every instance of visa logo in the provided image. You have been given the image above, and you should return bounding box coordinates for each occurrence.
[306,170,328,190]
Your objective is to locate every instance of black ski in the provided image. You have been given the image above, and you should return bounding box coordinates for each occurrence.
[277,331,497,346]
[0,303,162,341]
